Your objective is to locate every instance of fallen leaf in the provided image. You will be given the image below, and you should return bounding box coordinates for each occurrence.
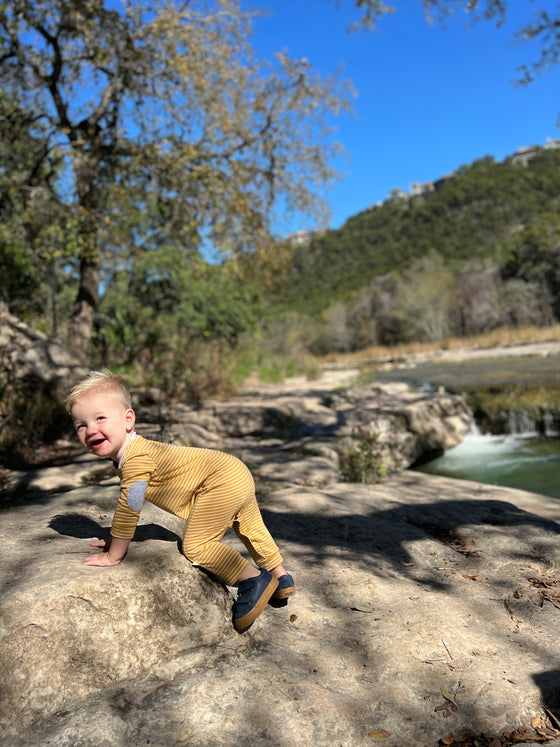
[443,709,452,718]
[531,716,543,729]
[440,734,455,745]
[289,614,298,622]
[353,605,375,613]
[441,688,457,705]
[409,596,420,601]
[57,710,70,717]
[462,574,479,580]
[368,729,390,738]
[98,514,108,520]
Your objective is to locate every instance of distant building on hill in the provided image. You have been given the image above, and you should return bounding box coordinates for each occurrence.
[286,229,327,246]
[510,145,540,166]
[409,181,435,197]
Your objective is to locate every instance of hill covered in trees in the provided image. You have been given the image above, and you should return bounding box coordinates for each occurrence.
[274,147,560,314]
[264,146,560,353]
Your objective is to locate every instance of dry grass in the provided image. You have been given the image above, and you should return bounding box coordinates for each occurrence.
[321,325,560,366]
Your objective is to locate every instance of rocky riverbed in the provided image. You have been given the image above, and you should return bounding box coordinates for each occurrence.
[2,364,560,746]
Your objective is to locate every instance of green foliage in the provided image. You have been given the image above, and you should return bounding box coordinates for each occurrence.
[272,149,560,319]
[0,0,351,352]
[339,433,389,483]
[92,249,262,402]
[465,383,560,435]
[501,211,560,319]
[0,375,71,468]
[229,320,322,386]
[0,92,65,320]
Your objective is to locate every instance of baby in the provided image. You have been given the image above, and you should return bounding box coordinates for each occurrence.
[65,369,294,632]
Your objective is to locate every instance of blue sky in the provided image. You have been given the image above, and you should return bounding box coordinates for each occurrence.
[241,1,559,232]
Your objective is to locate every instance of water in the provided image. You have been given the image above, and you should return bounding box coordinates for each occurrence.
[415,425,560,499]
[369,349,560,498]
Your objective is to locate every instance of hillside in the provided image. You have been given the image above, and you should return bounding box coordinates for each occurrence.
[271,147,560,316]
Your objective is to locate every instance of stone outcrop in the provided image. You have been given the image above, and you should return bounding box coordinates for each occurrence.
[0,492,248,740]
[3,461,560,745]
[152,380,472,482]
[2,370,560,745]
[0,303,89,403]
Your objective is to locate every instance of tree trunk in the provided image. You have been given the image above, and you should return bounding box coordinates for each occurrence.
[66,257,99,358]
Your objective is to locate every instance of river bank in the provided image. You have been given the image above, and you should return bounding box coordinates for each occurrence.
[346,341,560,502]
[358,341,560,393]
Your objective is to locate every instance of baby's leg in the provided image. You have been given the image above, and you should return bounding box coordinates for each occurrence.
[181,456,255,586]
[232,495,283,572]
[234,498,295,605]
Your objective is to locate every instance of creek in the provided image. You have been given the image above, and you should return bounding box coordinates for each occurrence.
[414,425,560,500]
[371,351,560,500]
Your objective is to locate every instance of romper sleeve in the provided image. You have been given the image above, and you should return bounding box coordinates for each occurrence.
[111,450,156,540]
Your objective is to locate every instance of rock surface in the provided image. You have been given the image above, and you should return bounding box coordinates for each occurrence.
[0,303,89,402]
[2,372,560,745]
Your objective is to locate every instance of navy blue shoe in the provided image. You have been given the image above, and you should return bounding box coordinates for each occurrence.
[233,569,279,633]
[268,573,295,607]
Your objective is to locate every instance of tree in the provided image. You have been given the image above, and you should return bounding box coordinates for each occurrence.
[394,252,458,341]
[501,212,560,320]
[0,91,68,322]
[0,0,349,355]
[347,1,558,83]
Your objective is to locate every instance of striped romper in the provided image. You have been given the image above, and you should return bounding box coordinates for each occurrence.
[111,434,283,585]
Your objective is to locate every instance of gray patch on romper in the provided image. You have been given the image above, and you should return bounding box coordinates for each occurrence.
[127,481,148,511]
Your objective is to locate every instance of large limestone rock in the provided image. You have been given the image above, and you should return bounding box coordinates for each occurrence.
[0,303,89,401]
[4,340,557,745]
[158,380,472,481]
[2,470,560,745]
[0,485,247,739]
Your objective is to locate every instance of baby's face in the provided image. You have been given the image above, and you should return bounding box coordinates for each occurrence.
[71,390,135,461]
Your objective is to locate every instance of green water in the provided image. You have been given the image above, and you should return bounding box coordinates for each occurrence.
[415,428,560,499]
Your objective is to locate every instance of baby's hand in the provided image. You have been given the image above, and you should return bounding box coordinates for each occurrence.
[89,538,110,549]
[83,552,121,567]
[83,536,129,566]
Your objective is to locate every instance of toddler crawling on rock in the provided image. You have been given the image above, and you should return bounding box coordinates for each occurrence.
[65,369,295,633]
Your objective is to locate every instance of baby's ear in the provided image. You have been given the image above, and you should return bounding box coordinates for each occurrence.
[125,408,136,430]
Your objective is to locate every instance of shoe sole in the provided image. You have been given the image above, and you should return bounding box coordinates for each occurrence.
[272,586,295,600]
[268,585,295,608]
[234,576,279,633]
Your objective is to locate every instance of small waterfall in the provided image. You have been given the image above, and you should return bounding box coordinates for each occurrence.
[504,409,559,437]
[415,419,560,499]
[506,410,538,436]
[543,410,560,437]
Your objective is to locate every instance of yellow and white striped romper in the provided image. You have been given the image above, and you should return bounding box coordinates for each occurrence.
[112,434,283,585]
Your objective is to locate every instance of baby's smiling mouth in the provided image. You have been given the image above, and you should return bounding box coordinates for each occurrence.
[89,437,106,448]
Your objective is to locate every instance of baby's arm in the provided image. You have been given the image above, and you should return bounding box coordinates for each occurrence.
[83,536,131,566]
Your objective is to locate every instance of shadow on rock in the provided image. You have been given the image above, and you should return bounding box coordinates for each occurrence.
[261,496,560,588]
[48,512,180,543]
[533,670,560,718]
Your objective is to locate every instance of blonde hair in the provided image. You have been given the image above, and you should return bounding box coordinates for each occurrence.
[65,369,132,413]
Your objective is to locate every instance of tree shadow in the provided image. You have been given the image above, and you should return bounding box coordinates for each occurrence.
[533,670,560,722]
[260,495,560,585]
[48,513,180,544]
